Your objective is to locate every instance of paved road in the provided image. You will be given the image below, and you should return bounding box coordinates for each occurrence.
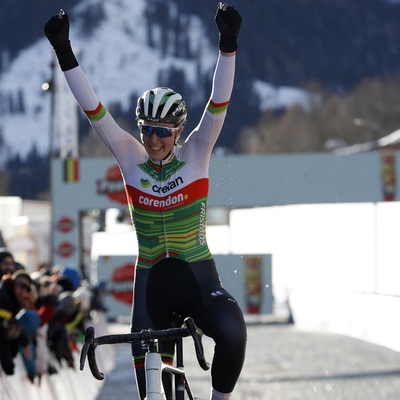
[97,321,400,400]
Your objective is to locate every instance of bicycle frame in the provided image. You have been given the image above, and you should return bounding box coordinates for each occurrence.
[145,339,195,400]
[80,317,209,400]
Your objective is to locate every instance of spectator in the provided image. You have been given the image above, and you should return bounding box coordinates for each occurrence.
[16,309,41,382]
[47,291,81,368]
[0,251,16,280]
[33,273,64,376]
[59,266,81,291]
[34,274,62,326]
[50,264,79,292]
[0,271,35,376]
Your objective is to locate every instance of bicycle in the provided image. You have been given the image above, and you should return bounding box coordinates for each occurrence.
[80,316,210,400]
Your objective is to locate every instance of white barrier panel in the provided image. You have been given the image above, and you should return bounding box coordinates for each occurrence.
[290,289,400,352]
[0,312,115,400]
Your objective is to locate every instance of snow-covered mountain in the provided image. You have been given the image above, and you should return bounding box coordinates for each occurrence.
[4,0,400,160]
[1,0,211,156]
[0,0,312,158]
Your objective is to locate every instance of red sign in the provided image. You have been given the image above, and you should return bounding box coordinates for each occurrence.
[56,241,75,258]
[110,263,135,304]
[56,216,75,233]
[97,165,127,204]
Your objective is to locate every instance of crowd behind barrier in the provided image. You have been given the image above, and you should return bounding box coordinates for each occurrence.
[0,250,115,399]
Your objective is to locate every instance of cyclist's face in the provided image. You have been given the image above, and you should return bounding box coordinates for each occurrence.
[141,121,182,161]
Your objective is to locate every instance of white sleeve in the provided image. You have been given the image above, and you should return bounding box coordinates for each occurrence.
[183,53,236,165]
[64,66,147,169]
[64,66,101,111]
[210,53,236,106]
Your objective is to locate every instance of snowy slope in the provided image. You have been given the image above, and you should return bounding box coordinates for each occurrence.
[0,0,311,158]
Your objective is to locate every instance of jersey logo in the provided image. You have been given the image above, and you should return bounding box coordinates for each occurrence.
[152,176,183,194]
[138,192,186,209]
[211,290,224,297]
[197,201,206,245]
[140,178,151,188]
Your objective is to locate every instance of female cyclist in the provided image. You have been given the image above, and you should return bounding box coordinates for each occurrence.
[44,3,246,400]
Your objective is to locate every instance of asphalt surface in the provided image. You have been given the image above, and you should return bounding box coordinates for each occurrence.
[96,321,400,400]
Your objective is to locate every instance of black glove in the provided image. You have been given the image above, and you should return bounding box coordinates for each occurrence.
[44,9,70,47]
[215,2,242,53]
[44,10,79,71]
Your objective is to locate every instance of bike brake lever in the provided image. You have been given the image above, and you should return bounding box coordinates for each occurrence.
[184,317,210,371]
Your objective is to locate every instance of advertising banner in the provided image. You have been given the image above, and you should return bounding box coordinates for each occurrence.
[244,256,263,314]
[380,152,396,201]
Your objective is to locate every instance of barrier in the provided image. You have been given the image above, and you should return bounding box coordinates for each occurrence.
[0,312,115,400]
[290,289,400,352]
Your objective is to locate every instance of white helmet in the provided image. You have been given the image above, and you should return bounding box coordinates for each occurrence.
[136,87,187,127]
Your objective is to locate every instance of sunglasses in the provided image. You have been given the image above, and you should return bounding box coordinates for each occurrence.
[139,124,180,138]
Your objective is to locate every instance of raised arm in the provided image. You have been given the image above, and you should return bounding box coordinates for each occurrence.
[44,11,142,162]
[185,3,242,155]
[211,2,242,104]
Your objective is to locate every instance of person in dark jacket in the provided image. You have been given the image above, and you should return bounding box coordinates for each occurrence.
[0,271,35,375]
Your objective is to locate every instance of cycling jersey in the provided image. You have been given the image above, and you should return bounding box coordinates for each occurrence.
[64,54,235,269]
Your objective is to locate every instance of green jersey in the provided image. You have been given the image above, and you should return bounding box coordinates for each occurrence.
[64,54,236,269]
